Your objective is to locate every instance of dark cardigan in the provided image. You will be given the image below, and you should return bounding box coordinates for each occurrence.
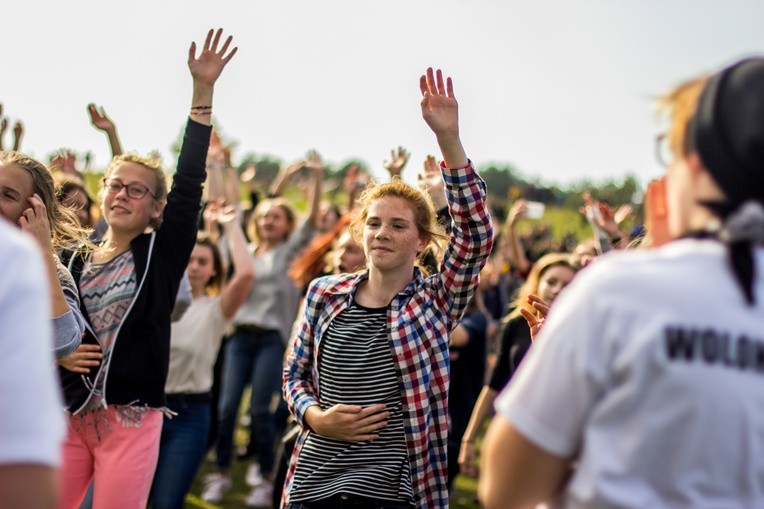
[61,119,210,413]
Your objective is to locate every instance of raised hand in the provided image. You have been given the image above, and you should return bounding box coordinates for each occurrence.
[304,149,324,172]
[188,28,237,88]
[420,68,459,138]
[383,146,410,179]
[12,121,23,151]
[0,115,8,149]
[614,204,633,225]
[87,104,115,133]
[508,200,528,228]
[216,204,238,226]
[419,67,467,169]
[418,154,447,209]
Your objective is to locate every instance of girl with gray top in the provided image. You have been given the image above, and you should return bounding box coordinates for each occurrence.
[203,152,322,506]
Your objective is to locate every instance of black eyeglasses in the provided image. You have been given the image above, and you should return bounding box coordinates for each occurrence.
[655,133,672,168]
[102,178,156,200]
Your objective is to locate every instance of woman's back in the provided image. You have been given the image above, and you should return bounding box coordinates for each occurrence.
[499,240,764,508]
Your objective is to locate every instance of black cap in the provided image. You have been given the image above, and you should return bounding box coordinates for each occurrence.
[689,57,764,206]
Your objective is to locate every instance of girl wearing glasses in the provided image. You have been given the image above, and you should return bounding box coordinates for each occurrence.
[57,29,237,509]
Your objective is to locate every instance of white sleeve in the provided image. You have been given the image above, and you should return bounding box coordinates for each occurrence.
[494,269,612,458]
[0,232,65,467]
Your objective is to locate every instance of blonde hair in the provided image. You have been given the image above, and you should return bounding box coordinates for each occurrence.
[350,178,448,268]
[0,151,93,251]
[506,253,577,321]
[657,74,710,160]
[104,153,168,230]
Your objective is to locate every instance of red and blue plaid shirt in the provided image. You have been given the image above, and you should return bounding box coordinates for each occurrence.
[283,162,493,508]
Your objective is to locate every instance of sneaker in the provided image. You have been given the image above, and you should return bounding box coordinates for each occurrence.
[201,473,232,504]
[246,463,264,487]
[245,480,274,508]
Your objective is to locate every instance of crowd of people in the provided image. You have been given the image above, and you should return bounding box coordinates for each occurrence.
[1,27,763,509]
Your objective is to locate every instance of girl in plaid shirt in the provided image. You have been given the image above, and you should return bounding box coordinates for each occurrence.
[283,68,493,509]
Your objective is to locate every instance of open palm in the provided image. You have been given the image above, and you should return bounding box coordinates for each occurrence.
[188,29,237,87]
[420,67,459,138]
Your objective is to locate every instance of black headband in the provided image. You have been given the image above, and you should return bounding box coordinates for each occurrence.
[689,57,764,206]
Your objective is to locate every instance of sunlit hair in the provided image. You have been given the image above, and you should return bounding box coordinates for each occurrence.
[247,198,296,245]
[0,150,93,251]
[55,174,95,227]
[195,234,226,296]
[350,178,448,269]
[288,214,351,288]
[103,153,168,230]
[506,252,577,321]
[656,74,710,161]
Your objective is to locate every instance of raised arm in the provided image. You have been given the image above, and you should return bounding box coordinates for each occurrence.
[0,106,7,151]
[187,28,238,127]
[12,121,23,152]
[420,68,493,324]
[87,103,123,157]
[503,200,531,275]
[303,149,324,227]
[419,154,448,211]
[215,206,255,319]
[383,146,410,180]
[420,67,468,169]
[268,161,304,197]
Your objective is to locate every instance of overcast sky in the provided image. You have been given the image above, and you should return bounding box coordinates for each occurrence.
[3,0,763,186]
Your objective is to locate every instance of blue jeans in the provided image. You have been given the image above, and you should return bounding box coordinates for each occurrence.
[216,328,284,473]
[150,397,211,509]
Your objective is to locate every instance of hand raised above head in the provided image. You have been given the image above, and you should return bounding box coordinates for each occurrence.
[383,146,410,179]
[188,28,238,88]
[420,67,459,139]
[87,103,115,132]
[304,149,323,172]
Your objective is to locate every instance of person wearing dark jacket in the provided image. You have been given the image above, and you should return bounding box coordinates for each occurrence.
[56,29,237,509]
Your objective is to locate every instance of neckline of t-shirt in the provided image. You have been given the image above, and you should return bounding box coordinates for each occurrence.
[351,298,388,313]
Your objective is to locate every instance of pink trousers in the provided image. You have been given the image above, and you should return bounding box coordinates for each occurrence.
[56,406,163,509]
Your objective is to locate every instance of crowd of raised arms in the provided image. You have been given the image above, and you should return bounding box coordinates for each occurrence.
[1,28,763,509]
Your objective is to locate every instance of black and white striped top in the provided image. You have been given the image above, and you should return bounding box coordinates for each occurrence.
[290,301,413,504]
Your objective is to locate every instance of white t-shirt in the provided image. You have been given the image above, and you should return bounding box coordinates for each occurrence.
[165,295,229,394]
[496,239,764,508]
[0,221,65,466]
